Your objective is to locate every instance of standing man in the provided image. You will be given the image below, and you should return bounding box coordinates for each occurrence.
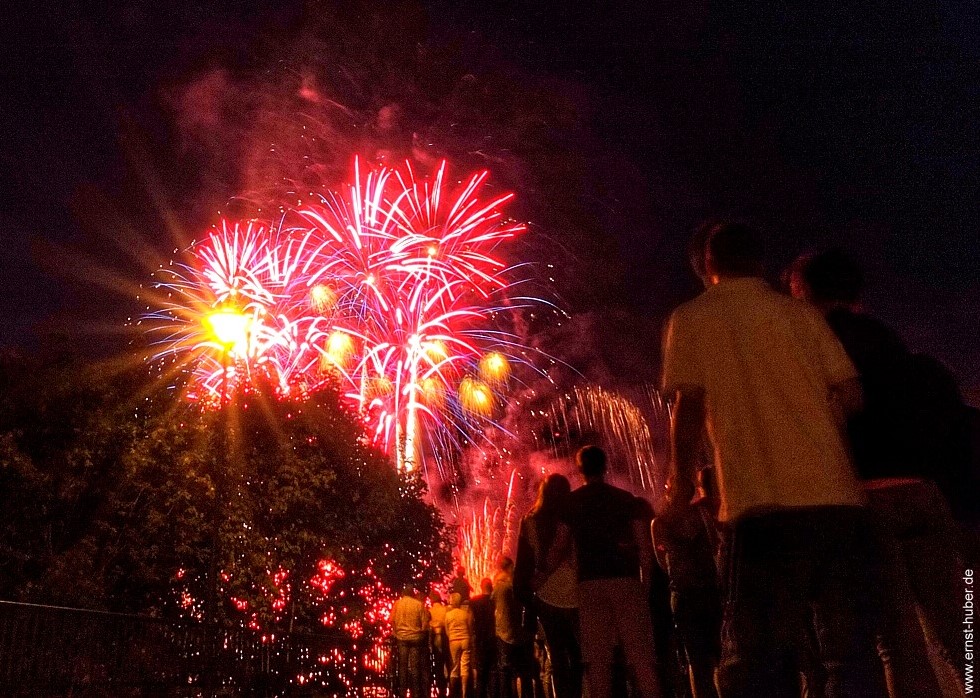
[492,556,535,698]
[451,566,473,603]
[469,578,497,698]
[551,445,662,698]
[391,584,430,698]
[661,222,886,698]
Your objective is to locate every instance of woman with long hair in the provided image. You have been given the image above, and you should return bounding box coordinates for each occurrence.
[514,473,582,698]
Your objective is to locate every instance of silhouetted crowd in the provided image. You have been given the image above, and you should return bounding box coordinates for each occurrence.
[389,222,979,698]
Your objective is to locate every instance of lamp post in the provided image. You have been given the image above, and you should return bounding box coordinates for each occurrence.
[205,308,251,405]
[201,306,251,681]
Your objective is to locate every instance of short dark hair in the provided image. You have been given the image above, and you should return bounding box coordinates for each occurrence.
[577,445,607,478]
[705,222,764,277]
[688,221,715,281]
[802,248,864,305]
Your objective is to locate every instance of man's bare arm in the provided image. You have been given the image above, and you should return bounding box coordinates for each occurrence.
[663,387,706,518]
[632,518,654,587]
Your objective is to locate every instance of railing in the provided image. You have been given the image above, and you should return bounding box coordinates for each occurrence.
[0,600,392,696]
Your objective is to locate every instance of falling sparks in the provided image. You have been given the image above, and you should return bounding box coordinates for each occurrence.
[546,385,670,495]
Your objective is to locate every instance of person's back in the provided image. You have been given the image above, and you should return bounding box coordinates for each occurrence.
[391,592,428,642]
[469,579,496,698]
[445,594,474,697]
[470,583,495,649]
[445,601,472,644]
[558,446,661,698]
[390,588,430,698]
[564,480,644,581]
[450,567,472,603]
[491,564,522,646]
[791,247,969,695]
[665,277,864,521]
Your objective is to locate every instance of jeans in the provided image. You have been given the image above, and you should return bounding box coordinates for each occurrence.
[716,506,887,698]
[396,638,427,698]
[865,477,964,697]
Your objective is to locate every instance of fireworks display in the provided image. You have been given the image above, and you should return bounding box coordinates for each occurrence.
[146,158,536,474]
[140,155,675,694]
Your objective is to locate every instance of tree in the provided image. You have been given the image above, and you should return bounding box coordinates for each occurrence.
[0,354,453,691]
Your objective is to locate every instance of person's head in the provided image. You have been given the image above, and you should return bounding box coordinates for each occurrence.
[495,555,514,574]
[531,473,571,516]
[576,445,607,481]
[688,221,715,286]
[782,251,816,300]
[449,592,463,609]
[429,591,443,605]
[401,584,414,597]
[703,222,764,282]
[480,577,493,595]
[455,566,466,579]
[800,248,864,311]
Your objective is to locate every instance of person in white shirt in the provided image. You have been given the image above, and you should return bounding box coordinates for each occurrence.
[661,222,886,698]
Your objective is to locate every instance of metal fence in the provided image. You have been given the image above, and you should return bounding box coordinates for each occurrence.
[0,600,392,696]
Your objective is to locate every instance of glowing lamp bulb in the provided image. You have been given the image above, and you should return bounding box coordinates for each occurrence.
[205,309,251,357]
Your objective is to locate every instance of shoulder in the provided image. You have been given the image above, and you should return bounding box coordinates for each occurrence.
[668,295,709,328]
[778,295,835,332]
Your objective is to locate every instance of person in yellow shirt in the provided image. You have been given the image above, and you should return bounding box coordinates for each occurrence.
[390,585,430,698]
[445,592,474,698]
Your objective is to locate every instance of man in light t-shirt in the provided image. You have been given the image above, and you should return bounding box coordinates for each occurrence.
[661,222,886,698]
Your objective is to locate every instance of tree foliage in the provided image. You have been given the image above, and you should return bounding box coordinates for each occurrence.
[0,352,452,638]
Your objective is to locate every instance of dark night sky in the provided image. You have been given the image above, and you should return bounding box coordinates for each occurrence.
[1,0,978,391]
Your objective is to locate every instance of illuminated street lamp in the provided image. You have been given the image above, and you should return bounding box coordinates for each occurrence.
[204,307,251,404]
[205,308,251,357]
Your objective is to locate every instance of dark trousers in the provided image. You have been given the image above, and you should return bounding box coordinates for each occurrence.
[495,638,536,698]
[716,506,887,698]
[474,646,495,698]
[433,630,450,695]
[535,600,583,698]
[672,586,721,698]
[396,638,427,698]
